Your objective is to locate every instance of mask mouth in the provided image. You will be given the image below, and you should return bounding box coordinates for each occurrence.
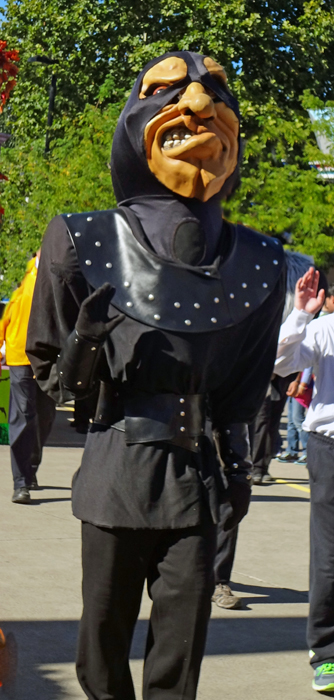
[145,108,227,160]
[159,123,223,162]
[162,126,193,150]
[160,122,226,156]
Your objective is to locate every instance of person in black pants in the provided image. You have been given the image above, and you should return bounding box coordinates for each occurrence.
[27,52,285,699]
[9,365,55,492]
[250,374,297,485]
[78,521,217,698]
[275,266,334,693]
[212,505,241,609]
[0,254,56,503]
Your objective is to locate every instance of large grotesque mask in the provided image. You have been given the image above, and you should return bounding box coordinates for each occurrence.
[111,51,240,204]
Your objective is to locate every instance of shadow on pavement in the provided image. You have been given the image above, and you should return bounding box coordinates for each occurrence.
[230,581,308,605]
[273,477,309,483]
[251,495,309,502]
[1,613,308,658]
[33,486,71,491]
[28,498,72,505]
[0,615,309,697]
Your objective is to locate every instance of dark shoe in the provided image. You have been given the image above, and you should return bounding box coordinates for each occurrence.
[75,423,89,434]
[252,472,263,485]
[262,472,275,483]
[12,487,31,504]
[212,584,242,610]
[312,663,334,692]
[277,452,297,463]
[28,474,39,490]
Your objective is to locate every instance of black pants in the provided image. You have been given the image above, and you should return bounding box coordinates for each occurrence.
[9,366,55,488]
[250,394,287,476]
[77,520,217,700]
[214,502,238,585]
[307,431,334,668]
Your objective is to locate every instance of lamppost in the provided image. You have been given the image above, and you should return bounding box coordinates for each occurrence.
[27,55,58,154]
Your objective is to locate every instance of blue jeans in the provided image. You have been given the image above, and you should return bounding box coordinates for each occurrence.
[286,396,309,456]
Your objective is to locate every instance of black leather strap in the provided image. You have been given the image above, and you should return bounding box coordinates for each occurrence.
[93,384,206,452]
[57,330,102,394]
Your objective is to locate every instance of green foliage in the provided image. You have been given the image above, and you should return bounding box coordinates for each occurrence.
[2,0,334,140]
[0,103,119,295]
[226,93,334,267]
[1,0,334,289]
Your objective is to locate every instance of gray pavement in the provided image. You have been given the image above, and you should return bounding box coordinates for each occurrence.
[0,440,319,700]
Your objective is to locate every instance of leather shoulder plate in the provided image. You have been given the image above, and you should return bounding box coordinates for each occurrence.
[61,209,284,333]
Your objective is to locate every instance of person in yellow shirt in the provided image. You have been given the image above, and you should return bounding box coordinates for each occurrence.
[0,253,55,503]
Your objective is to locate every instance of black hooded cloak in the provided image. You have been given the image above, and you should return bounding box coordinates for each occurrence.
[26,52,285,529]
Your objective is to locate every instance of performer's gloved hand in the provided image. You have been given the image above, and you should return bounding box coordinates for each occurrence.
[223,479,251,531]
[212,422,252,531]
[75,283,125,342]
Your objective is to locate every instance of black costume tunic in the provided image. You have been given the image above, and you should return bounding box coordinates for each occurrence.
[26,212,285,530]
[26,51,285,530]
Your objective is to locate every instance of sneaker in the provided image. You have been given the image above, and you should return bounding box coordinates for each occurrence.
[212,584,242,610]
[296,454,307,465]
[277,452,297,463]
[262,473,275,483]
[312,663,334,692]
[252,472,263,485]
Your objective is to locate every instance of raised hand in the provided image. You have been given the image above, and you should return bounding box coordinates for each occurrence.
[294,267,325,316]
[75,283,125,342]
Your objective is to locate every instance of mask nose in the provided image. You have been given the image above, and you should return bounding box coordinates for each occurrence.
[178,82,216,119]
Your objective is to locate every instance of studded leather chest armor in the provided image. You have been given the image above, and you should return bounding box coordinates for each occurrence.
[62,208,284,333]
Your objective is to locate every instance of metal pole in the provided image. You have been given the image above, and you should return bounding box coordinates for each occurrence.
[45,73,57,154]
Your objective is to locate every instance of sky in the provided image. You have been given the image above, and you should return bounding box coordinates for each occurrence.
[0,2,6,24]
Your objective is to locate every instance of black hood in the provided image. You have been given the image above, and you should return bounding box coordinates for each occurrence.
[111,51,241,204]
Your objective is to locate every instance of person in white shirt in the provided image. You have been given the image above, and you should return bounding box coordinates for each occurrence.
[275,266,334,693]
[320,282,334,317]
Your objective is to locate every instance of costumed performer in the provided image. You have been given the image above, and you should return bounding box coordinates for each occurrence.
[26,51,286,700]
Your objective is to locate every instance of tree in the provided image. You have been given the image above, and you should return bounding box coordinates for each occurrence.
[1,0,334,290]
[0,103,120,295]
[225,93,334,267]
[1,0,334,141]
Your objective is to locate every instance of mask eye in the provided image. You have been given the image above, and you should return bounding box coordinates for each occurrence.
[152,85,168,95]
[206,87,217,99]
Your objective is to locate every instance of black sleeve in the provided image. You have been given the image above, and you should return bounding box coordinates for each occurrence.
[213,422,252,485]
[210,265,286,428]
[26,216,90,403]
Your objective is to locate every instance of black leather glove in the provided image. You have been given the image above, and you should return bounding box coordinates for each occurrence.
[213,422,252,531]
[75,283,125,342]
[57,284,124,396]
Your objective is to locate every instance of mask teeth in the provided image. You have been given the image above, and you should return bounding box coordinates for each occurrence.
[162,128,193,149]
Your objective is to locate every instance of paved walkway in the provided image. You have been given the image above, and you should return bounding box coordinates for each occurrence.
[0,440,320,700]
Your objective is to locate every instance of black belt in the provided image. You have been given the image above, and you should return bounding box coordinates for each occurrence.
[94,382,206,452]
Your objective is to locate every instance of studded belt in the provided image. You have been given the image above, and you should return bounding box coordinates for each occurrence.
[94,383,206,452]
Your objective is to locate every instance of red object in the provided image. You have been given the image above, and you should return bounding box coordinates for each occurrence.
[0,40,19,114]
[295,376,314,409]
[0,42,17,215]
